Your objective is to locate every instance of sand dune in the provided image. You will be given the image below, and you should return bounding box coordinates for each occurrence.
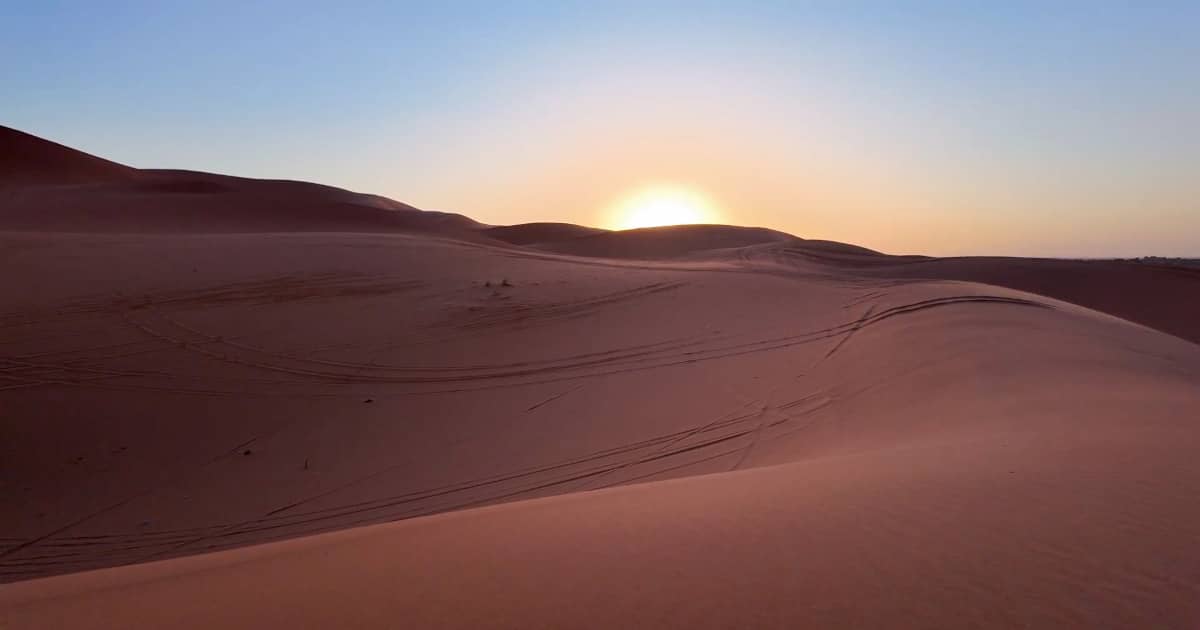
[867,256,1200,345]
[0,168,484,235]
[534,223,801,259]
[481,222,609,245]
[0,125,481,236]
[2,128,1199,628]
[0,126,136,187]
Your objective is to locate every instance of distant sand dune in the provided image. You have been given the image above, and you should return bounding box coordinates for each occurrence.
[482,222,609,245]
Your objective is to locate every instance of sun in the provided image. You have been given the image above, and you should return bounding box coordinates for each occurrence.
[606,185,721,230]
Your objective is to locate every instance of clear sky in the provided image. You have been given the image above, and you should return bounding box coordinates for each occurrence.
[4,1,1197,256]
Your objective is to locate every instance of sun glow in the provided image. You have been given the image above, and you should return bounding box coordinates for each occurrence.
[606,185,721,230]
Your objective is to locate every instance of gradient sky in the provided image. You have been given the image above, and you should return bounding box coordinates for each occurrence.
[4,1,1197,256]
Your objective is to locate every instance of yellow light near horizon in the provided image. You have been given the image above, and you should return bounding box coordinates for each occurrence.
[606,185,720,230]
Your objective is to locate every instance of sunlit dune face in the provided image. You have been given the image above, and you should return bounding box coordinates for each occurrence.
[606,185,721,230]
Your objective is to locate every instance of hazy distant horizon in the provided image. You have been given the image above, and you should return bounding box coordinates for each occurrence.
[4,1,1197,258]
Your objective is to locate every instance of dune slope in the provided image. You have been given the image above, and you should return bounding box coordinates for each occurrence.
[866,255,1200,345]
[0,126,136,187]
[0,126,481,235]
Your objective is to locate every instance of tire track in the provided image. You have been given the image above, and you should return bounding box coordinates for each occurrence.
[1,293,1053,579]
[0,402,768,579]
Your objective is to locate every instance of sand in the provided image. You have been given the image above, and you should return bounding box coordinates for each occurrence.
[3,125,1200,628]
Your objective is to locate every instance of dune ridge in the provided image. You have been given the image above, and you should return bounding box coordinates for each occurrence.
[0,126,136,187]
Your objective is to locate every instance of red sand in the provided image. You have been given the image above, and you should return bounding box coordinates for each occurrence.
[3,126,1200,628]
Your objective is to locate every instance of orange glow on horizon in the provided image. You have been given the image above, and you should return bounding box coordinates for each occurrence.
[604,185,723,230]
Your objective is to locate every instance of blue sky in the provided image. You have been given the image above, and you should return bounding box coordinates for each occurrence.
[3,1,1197,255]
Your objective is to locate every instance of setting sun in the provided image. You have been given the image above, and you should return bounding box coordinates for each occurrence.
[606,185,721,231]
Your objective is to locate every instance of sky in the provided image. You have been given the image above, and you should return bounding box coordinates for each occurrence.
[3,1,1197,256]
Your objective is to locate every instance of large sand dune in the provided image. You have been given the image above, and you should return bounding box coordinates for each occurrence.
[2,127,1199,628]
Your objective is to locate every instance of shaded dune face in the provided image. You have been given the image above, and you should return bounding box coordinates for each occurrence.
[2,127,1200,629]
[0,126,136,187]
[481,222,610,246]
[530,224,801,259]
[0,125,481,236]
